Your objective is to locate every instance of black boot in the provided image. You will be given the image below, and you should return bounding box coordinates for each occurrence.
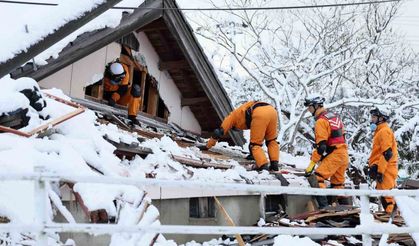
[253,164,269,171]
[269,161,279,171]
[316,196,329,209]
[128,115,140,126]
[306,174,329,209]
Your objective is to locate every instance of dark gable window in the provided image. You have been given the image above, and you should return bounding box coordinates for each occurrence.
[189,197,215,218]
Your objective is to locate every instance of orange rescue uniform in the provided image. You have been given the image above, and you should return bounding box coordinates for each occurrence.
[312,108,349,189]
[207,101,279,167]
[368,122,398,213]
[103,63,141,117]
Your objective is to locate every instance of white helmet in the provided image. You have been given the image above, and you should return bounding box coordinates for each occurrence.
[304,93,326,107]
[110,63,125,76]
[370,106,391,120]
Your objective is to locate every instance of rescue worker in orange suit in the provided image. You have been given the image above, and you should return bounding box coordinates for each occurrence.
[304,95,349,209]
[368,107,398,214]
[206,101,280,171]
[103,61,142,125]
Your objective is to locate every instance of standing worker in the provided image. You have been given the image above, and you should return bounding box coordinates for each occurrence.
[206,101,280,171]
[103,61,142,125]
[368,107,398,214]
[304,95,349,209]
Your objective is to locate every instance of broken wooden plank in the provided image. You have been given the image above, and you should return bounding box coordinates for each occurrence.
[401,179,419,189]
[0,125,31,137]
[28,107,85,135]
[171,154,233,169]
[305,208,360,223]
[132,125,164,139]
[373,212,405,226]
[289,209,323,220]
[104,135,153,159]
[0,92,85,137]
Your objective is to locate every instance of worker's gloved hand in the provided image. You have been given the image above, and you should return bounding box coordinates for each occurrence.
[108,98,116,107]
[197,145,208,151]
[369,164,378,180]
[305,160,316,177]
[213,128,224,139]
[206,137,217,149]
[376,172,384,183]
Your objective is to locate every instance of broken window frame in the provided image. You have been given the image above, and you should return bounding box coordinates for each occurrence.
[84,43,169,121]
[189,197,216,219]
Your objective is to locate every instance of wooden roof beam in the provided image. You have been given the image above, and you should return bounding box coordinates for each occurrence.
[0,0,123,79]
[158,60,189,71]
[181,96,208,107]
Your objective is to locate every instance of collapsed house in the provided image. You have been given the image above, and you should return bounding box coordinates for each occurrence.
[1,0,418,245]
[0,0,313,245]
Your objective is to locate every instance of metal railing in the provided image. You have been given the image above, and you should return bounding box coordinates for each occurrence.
[1,168,418,246]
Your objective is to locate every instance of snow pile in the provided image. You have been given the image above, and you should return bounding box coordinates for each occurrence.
[0,76,171,245]
[273,235,319,245]
[181,238,236,246]
[128,135,306,185]
[0,75,311,245]
[396,196,419,243]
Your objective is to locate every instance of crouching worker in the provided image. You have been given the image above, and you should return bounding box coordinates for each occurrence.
[304,95,349,209]
[206,101,280,171]
[103,61,142,125]
[368,107,398,214]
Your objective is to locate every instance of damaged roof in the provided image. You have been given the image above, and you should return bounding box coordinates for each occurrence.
[7,0,245,146]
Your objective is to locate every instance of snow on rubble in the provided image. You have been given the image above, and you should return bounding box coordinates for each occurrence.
[0,76,311,245]
[0,76,173,245]
[396,196,419,242]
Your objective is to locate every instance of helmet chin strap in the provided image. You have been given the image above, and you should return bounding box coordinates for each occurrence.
[312,105,318,116]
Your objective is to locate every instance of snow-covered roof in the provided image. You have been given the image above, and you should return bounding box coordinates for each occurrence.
[0,0,143,65]
[3,0,245,146]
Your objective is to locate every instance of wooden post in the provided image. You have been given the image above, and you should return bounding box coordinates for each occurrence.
[147,86,159,116]
[140,69,147,112]
[213,196,245,246]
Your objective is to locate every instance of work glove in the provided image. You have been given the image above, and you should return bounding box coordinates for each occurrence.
[197,145,208,151]
[206,137,217,149]
[369,164,378,180]
[213,128,224,139]
[305,160,316,177]
[376,172,384,183]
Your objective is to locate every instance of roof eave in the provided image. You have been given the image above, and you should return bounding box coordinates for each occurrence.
[161,0,245,146]
[0,0,124,79]
[13,0,164,81]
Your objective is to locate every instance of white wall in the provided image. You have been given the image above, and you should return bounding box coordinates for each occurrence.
[136,32,201,134]
[39,43,121,98]
[38,64,72,94]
